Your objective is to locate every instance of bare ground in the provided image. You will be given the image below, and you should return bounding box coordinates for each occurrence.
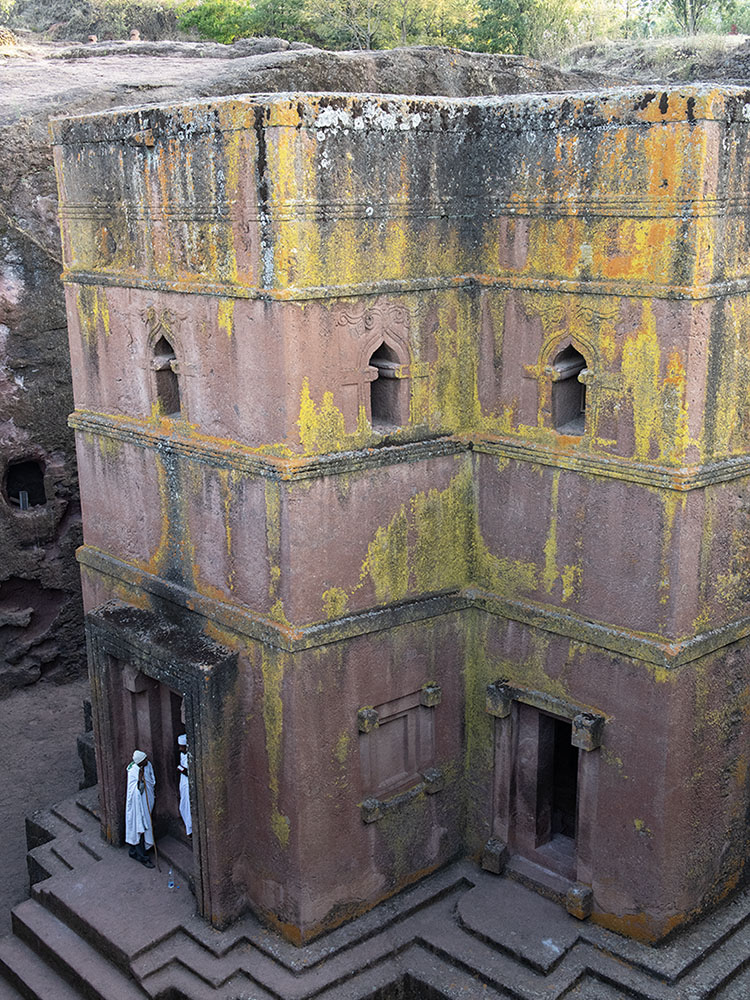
[0,675,90,935]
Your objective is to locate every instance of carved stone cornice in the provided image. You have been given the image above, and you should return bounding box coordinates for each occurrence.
[77,546,750,668]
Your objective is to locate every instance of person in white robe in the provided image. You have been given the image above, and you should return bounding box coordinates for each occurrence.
[125,749,156,867]
[177,734,192,836]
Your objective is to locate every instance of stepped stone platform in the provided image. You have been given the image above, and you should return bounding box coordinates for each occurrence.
[1,788,750,998]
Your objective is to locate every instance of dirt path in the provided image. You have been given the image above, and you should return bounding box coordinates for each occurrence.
[0,675,90,935]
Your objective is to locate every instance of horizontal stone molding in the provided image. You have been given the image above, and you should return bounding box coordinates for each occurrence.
[77,546,750,667]
[468,587,750,669]
[68,410,468,481]
[70,409,750,492]
[473,437,750,491]
[49,87,750,144]
[57,193,747,223]
[60,269,750,303]
[77,545,469,652]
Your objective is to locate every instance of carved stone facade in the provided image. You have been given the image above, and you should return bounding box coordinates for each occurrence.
[52,87,750,944]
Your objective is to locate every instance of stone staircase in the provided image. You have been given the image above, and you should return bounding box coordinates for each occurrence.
[2,787,750,998]
[0,787,149,999]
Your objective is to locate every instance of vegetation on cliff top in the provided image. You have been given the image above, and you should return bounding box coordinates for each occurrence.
[5,0,750,64]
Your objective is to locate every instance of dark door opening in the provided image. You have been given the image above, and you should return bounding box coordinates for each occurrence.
[120,668,192,848]
[551,716,578,839]
[533,711,578,876]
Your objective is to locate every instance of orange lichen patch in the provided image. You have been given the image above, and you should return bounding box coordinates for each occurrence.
[595,218,674,284]
[592,908,686,944]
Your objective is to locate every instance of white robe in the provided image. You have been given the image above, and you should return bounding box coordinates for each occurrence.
[178,752,192,836]
[125,760,156,847]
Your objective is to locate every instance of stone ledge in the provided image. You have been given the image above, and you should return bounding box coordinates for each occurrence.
[61,267,750,303]
[76,546,750,667]
[68,409,467,482]
[70,409,750,492]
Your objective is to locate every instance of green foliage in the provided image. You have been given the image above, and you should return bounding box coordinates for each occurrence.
[717,0,750,31]
[180,0,476,47]
[177,0,252,40]
[382,0,477,47]
[472,0,623,55]
[0,0,15,20]
[177,0,306,41]
[658,0,721,33]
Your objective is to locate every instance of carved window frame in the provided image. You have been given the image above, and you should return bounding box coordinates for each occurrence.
[357,683,444,822]
[523,333,621,439]
[337,304,429,432]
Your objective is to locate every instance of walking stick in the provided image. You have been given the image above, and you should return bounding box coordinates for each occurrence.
[143,773,161,872]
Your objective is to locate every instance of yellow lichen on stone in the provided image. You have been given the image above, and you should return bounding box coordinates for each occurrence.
[334,731,352,766]
[658,490,684,609]
[542,471,561,594]
[76,286,110,348]
[217,468,237,593]
[622,304,691,464]
[432,295,481,432]
[265,481,282,602]
[361,507,410,604]
[412,465,474,593]
[561,563,581,603]
[217,298,235,339]
[297,378,371,454]
[322,586,349,620]
[260,647,290,848]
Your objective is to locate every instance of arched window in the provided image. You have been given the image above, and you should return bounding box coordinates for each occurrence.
[152,336,181,417]
[368,342,402,429]
[5,458,46,509]
[551,345,587,436]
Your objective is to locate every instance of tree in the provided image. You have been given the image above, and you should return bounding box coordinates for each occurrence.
[382,0,477,47]
[178,0,307,40]
[472,0,623,57]
[178,0,256,41]
[661,0,718,32]
[305,0,386,48]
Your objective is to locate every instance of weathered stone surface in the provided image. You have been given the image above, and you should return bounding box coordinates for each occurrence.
[53,84,750,948]
[0,43,611,698]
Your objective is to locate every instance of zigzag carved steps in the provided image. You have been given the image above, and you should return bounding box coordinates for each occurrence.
[12,899,148,1000]
[0,934,83,1000]
[0,978,23,1000]
[3,788,750,998]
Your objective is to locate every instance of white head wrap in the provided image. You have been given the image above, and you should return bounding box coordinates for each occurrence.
[132,749,147,765]
[177,735,187,746]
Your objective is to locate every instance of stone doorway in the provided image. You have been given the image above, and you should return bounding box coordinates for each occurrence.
[116,666,183,840]
[484,681,604,909]
[85,602,238,926]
